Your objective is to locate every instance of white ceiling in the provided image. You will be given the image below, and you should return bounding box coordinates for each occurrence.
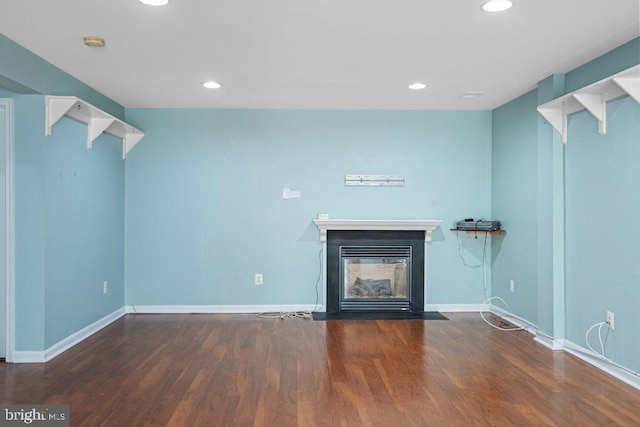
[1,0,638,110]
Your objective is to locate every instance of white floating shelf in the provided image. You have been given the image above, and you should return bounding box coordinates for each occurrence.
[537,65,639,144]
[45,96,145,159]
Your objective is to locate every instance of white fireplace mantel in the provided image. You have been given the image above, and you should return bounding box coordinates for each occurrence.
[312,219,442,243]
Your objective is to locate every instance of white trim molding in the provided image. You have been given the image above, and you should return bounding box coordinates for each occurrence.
[563,340,640,391]
[13,307,126,363]
[425,303,490,312]
[490,304,538,335]
[533,333,564,351]
[12,351,44,363]
[1,98,15,363]
[312,219,442,243]
[489,308,639,391]
[125,305,318,314]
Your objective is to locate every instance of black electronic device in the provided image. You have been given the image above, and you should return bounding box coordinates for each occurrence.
[455,219,501,231]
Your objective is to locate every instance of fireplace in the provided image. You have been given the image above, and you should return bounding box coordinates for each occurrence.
[313,219,442,314]
[326,230,425,313]
[339,244,412,311]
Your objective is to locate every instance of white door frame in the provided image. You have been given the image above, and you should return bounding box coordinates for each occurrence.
[1,98,15,362]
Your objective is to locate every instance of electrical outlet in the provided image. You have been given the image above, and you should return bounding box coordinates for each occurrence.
[606,311,614,330]
[103,281,108,295]
[255,273,263,286]
[282,188,290,200]
[509,279,515,293]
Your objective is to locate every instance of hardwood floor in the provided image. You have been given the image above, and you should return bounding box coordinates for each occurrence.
[1,313,639,426]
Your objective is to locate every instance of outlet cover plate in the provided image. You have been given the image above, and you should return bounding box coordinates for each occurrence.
[606,311,614,330]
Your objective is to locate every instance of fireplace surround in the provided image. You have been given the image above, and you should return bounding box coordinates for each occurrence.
[313,219,442,313]
[328,230,423,312]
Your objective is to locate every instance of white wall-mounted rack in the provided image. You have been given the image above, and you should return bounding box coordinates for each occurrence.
[345,174,404,186]
[45,96,145,159]
[537,65,639,144]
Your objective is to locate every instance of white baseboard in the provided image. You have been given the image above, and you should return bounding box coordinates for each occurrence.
[12,351,45,363]
[489,305,538,335]
[13,307,127,363]
[424,303,489,312]
[125,304,318,314]
[488,308,639,390]
[562,340,640,391]
[533,333,564,350]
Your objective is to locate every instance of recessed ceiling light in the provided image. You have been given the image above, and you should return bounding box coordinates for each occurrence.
[482,0,513,12]
[83,36,105,47]
[409,83,427,90]
[203,81,221,89]
[139,0,169,6]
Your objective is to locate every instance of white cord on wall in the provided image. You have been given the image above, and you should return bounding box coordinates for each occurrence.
[256,311,311,319]
[585,321,608,358]
[313,247,323,313]
[457,230,525,332]
[255,248,323,321]
[583,321,640,379]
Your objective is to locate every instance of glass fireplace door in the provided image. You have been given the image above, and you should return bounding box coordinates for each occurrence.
[340,246,412,311]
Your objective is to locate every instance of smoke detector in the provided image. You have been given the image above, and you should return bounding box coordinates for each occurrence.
[83,36,105,47]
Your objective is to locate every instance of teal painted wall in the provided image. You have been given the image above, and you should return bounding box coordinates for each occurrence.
[124,109,493,307]
[491,90,538,323]
[491,37,640,374]
[1,32,127,352]
[564,96,640,374]
[43,117,125,348]
[7,92,126,351]
[9,93,126,351]
[536,73,567,339]
[0,33,123,119]
[13,94,46,351]
[564,38,640,93]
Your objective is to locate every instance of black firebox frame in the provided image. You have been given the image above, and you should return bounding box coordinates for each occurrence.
[326,230,425,314]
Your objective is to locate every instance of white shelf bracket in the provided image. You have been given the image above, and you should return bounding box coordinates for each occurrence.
[572,93,606,135]
[612,75,640,104]
[45,95,145,159]
[538,107,564,135]
[123,132,145,159]
[87,117,116,150]
[537,65,639,144]
[45,97,77,137]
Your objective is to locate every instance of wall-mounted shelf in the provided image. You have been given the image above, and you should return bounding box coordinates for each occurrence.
[345,174,404,187]
[537,65,639,144]
[450,228,505,235]
[45,96,145,159]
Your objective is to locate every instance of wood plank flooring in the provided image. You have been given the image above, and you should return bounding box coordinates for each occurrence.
[1,313,639,426]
